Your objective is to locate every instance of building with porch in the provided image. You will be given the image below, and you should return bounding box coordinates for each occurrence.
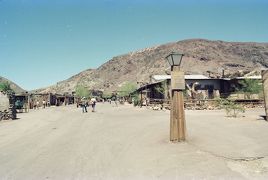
[137,74,231,101]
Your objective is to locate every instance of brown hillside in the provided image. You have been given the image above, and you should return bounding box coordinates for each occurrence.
[38,39,268,93]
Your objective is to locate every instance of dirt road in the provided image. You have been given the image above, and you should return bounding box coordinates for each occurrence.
[0,104,268,179]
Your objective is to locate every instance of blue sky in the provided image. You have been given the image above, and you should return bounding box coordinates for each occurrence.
[0,0,268,90]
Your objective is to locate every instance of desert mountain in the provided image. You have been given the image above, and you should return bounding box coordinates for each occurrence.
[38,39,268,94]
[0,76,25,94]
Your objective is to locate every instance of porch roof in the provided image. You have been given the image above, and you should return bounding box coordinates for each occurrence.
[152,74,210,81]
[234,75,262,80]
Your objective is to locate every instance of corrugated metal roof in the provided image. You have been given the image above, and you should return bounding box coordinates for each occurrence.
[185,75,210,79]
[235,75,262,80]
[152,75,171,81]
[152,74,263,81]
[152,74,210,81]
[222,78,231,81]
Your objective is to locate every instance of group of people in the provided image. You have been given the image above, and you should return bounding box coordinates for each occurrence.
[80,97,97,113]
[108,93,118,106]
[29,99,50,109]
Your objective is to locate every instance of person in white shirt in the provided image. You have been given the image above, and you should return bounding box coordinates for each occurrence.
[42,100,46,108]
[90,97,97,112]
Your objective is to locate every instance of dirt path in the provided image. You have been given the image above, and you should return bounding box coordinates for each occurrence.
[0,104,268,179]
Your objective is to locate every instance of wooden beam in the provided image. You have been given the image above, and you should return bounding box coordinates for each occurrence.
[262,70,268,120]
[170,66,186,142]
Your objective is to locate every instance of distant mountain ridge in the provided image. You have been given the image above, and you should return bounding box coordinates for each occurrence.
[0,76,25,94]
[37,39,268,94]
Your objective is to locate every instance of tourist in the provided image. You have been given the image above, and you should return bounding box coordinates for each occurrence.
[91,97,97,112]
[81,97,87,113]
[76,99,80,108]
[42,100,46,108]
[36,100,40,109]
[114,97,118,106]
[111,93,118,106]
[29,100,34,109]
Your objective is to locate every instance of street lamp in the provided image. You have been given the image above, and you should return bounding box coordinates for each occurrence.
[166,52,184,69]
[165,52,186,142]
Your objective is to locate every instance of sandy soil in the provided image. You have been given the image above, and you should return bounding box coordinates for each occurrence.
[0,103,268,180]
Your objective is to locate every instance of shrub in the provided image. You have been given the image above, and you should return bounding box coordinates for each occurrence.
[217,98,245,118]
[238,79,262,94]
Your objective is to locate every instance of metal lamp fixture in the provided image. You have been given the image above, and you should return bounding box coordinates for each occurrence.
[165,52,184,67]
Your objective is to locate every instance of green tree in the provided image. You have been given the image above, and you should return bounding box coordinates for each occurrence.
[0,81,13,93]
[118,82,137,97]
[75,85,90,98]
[131,92,140,106]
[238,79,262,94]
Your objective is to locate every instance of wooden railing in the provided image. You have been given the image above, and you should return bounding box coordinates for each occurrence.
[146,98,264,110]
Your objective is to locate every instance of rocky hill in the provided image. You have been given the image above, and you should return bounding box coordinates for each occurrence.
[0,76,25,94]
[37,39,268,94]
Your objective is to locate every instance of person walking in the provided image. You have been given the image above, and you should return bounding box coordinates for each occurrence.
[81,97,87,113]
[47,100,50,107]
[42,100,46,108]
[90,97,97,112]
[36,100,40,109]
[111,93,118,106]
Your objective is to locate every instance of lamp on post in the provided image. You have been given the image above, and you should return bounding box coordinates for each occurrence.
[165,52,186,142]
[166,52,184,69]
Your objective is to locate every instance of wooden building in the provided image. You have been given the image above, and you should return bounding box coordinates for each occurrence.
[15,92,30,112]
[49,93,74,106]
[17,92,75,109]
[136,75,231,101]
[136,74,264,103]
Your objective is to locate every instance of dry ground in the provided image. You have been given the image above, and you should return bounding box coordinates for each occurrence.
[0,103,268,180]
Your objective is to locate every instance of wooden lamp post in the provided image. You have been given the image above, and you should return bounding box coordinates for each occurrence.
[262,70,268,120]
[166,52,186,142]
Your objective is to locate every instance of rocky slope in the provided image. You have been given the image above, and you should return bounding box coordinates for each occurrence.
[37,39,268,93]
[0,76,25,94]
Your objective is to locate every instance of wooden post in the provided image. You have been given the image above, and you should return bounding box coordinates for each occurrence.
[262,70,268,120]
[27,94,30,112]
[164,80,169,100]
[170,66,186,142]
[140,90,143,107]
